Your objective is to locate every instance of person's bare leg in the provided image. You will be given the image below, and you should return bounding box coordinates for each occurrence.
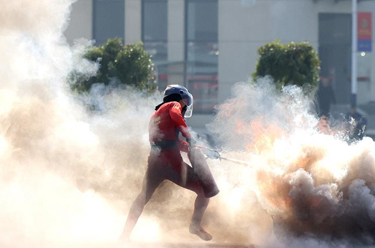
[120,192,148,241]
[120,168,161,241]
[170,162,213,241]
[189,195,212,241]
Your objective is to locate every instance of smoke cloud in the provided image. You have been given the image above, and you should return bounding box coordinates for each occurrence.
[0,0,236,246]
[208,81,375,247]
[3,0,375,247]
[0,0,163,246]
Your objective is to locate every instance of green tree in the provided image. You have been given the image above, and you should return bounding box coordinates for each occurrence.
[71,38,156,93]
[252,41,320,90]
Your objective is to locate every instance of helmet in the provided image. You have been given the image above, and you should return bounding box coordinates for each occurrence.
[163,84,194,118]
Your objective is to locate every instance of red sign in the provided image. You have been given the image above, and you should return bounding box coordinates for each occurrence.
[358,12,372,40]
[358,12,372,52]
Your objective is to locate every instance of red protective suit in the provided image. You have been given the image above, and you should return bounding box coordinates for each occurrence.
[121,100,213,241]
[148,101,191,168]
[150,101,190,149]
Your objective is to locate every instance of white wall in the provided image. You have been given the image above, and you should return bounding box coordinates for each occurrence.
[125,0,141,44]
[168,0,185,63]
[218,0,272,103]
[64,0,93,44]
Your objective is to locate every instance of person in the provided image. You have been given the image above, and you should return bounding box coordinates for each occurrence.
[345,106,368,141]
[317,78,336,117]
[121,85,217,242]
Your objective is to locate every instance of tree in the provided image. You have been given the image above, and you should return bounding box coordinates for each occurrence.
[71,38,156,93]
[252,41,320,90]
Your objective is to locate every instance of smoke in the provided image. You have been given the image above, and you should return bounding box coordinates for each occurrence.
[0,0,233,246]
[4,0,375,247]
[0,0,168,246]
[207,81,375,247]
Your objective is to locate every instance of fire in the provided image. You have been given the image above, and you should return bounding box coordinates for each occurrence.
[257,170,290,212]
[236,117,287,154]
[234,117,295,214]
[236,117,332,218]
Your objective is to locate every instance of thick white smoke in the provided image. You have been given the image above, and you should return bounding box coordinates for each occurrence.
[0,0,164,246]
[4,0,375,247]
[207,81,375,247]
[0,0,235,246]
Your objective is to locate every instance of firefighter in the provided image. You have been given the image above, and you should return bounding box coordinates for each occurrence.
[121,85,216,242]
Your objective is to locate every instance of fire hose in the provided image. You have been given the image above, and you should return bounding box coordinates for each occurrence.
[196,145,249,166]
[188,146,249,199]
[217,156,249,166]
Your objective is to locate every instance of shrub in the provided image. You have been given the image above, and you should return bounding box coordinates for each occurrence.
[253,41,320,90]
[71,39,156,93]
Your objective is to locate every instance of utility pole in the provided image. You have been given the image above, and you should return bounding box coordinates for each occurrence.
[351,0,357,107]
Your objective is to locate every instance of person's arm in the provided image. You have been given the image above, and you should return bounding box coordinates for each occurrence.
[169,102,193,152]
[169,102,192,140]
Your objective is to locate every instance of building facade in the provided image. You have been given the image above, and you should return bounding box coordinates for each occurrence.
[64,0,375,132]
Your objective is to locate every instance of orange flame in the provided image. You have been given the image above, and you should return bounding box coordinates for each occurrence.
[257,170,291,211]
[236,117,287,154]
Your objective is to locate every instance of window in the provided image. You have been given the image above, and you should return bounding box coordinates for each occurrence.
[187,0,218,42]
[93,0,125,46]
[142,0,168,90]
[186,0,218,114]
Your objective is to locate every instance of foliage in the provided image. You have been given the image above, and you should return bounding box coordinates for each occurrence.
[71,38,156,93]
[252,41,320,90]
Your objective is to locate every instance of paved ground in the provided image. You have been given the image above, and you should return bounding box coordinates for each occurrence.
[34,242,255,248]
[126,243,254,248]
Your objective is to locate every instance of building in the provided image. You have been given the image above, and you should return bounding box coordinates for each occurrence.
[64,0,375,133]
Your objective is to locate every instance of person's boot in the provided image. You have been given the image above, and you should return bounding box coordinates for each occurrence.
[189,223,213,241]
